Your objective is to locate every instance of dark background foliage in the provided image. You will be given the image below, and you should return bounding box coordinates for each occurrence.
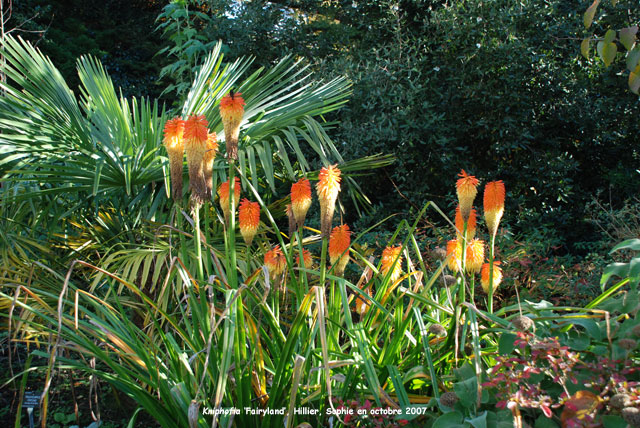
[9,0,639,254]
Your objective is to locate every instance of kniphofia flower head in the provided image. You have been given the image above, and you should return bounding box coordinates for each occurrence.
[219,91,245,160]
[203,132,219,198]
[456,169,479,222]
[355,286,372,317]
[264,245,286,280]
[316,164,341,238]
[455,206,477,241]
[329,224,351,276]
[465,238,485,274]
[183,114,209,205]
[217,177,241,224]
[381,245,403,283]
[296,249,313,269]
[239,198,260,246]
[163,117,185,202]
[481,261,503,294]
[446,239,462,273]
[484,180,505,238]
[291,178,312,229]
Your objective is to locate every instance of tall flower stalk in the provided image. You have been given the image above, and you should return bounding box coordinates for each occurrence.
[219,91,245,161]
[455,170,479,304]
[484,180,505,312]
[162,117,184,203]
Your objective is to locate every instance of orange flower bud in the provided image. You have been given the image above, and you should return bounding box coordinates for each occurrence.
[217,177,241,224]
[316,165,341,238]
[219,91,245,161]
[381,245,403,283]
[239,198,260,246]
[328,224,351,276]
[455,206,477,241]
[465,238,485,274]
[163,117,184,201]
[446,239,462,273]
[481,261,503,294]
[456,169,479,222]
[183,114,209,205]
[484,180,505,238]
[264,245,286,280]
[291,178,312,229]
[203,132,219,199]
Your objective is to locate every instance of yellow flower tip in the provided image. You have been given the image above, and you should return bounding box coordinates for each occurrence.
[456,169,479,221]
[329,224,351,275]
[264,245,286,279]
[317,164,342,238]
[455,206,477,241]
[481,261,503,294]
[239,198,260,246]
[291,178,312,227]
[446,239,462,273]
[183,114,209,146]
[381,245,403,283]
[484,180,506,237]
[465,238,485,274]
[296,249,313,268]
[163,117,184,150]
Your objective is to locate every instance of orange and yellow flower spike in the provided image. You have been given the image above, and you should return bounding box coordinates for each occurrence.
[163,117,185,202]
[238,198,260,246]
[381,245,403,283]
[481,261,503,294]
[455,206,477,242]
[484,180,505,238]
[465,238,485,274]
[219,91,245,161]
[291,178,312,230]
[183,114,209,205]
[217,177,241,224]
[316,164,341,238]
[264,245,286,280]
[456,169,479,222]
[296,249,313,269]
[446,239,462,273]
[328,224,351,276]
[203,132,219,199]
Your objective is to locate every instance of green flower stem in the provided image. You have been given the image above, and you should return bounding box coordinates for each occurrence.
[488,234,496,313]
[458,221,468,305]
[194,203,204,281]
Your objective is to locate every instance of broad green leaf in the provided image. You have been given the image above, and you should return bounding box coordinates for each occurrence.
[630,68,640,94]
[604,29,617,44]
[486,410,517,428]
[535,415,559,427]
[601,42,618,67]
[626,46,640,71]
[611,238,640,253]
[583,0,600,28]
[465,411,487,428]
[581,37,591,59]
[498,332,517,355]
[602,415,629,428]
[433,411,469,428]
[620,26,638,51]
[453,376,477,408]
[601,262,630,287]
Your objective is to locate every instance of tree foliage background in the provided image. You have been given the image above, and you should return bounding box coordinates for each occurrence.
[9,0,640,253]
